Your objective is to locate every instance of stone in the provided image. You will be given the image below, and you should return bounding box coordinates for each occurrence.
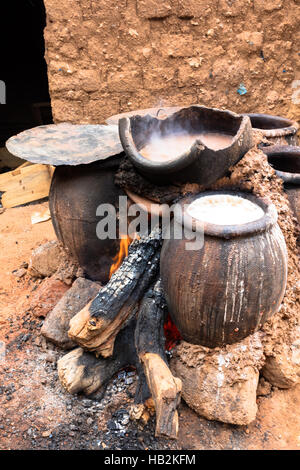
[170,333,265,425]
[262,330,300,389]
[28,241,62,278]
[41,277,101,349]
[30,277,70,318]
[12,268,27,278]
[256,377,272,396]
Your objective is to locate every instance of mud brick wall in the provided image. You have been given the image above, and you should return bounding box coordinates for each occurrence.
[43,0,300,124]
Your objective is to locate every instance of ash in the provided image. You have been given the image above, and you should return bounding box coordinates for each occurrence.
[0,314,178,450]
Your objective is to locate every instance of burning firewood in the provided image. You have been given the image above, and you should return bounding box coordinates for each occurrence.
[60,279,182,439]
[68,226,162,357]
[58,319,137,395]
[135,280,182,439]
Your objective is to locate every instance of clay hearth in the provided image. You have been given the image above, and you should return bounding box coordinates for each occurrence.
[10,107,300,439]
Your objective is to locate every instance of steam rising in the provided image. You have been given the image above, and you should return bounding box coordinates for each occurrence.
[140,130,233,162]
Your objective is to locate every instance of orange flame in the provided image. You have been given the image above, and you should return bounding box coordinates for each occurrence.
[109,235,131,278]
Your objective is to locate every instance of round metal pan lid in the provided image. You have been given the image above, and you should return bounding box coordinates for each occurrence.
[6,123,123,166]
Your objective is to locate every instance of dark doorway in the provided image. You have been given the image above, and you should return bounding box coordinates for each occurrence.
[0,0,53,150]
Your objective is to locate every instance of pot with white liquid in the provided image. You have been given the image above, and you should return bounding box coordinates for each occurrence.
[160,191,288,348]
[119,106,253,186]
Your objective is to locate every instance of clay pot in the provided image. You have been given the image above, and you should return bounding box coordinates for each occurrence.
[49,156,125,283]
[262,145,300,226]
[244,113,299,146]
[160,191,288,348]
[119,106,253,186]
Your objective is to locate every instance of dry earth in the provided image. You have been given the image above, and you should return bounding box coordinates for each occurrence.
[0,202,300,450]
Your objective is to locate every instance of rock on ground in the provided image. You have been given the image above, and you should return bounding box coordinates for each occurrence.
[28,240,78,284]
[28,241,62,278]
[41,277,101,349]
[170,333,265,426]
[262,326,300,388]
[30,277,70,318]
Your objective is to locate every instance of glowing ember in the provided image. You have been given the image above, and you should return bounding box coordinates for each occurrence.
[164,314,182,351]
[187,194,264,226]
[109,235,131,278]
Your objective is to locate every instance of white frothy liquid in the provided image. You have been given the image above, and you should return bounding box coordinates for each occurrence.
[187,194,265,225]
[140,133,233,162]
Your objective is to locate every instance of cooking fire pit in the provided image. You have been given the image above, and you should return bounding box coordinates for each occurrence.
[5,105,298,438]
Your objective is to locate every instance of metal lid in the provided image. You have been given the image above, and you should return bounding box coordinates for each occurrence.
[6,123,123,166]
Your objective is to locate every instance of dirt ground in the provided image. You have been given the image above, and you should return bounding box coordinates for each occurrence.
[0,201,300,450]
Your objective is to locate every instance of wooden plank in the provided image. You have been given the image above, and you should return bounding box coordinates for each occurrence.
[0,163,54,208]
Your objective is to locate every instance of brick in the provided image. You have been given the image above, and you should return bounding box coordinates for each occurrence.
[219,0,250,17]
[30,277,70,318]
[161,34,194,57]
[176,0,214,17]
[107,69,143,92]
[77,69,100,92]
[236,31,264,53]
[178,65,206,87]
[253,0,283,12]
[137,0,172,19]
[143,67,175,91]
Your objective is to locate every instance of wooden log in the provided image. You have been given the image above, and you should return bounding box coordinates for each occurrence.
[58,319,137,395]
[68,226,162,357]
[135,279,182,439]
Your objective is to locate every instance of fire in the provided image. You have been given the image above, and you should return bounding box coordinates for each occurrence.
[109,235,131,278]
[164,313,182,351]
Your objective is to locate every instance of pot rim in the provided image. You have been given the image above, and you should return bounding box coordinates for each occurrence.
[261,145,300,185]
[119,106,251,175]
[175,190,278,238]
[244,113,299,137]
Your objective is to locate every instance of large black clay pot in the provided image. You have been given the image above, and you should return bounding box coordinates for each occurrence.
[244,113,299,146]
[160,191,288,348]
[49,157,125,282]
[262,145,300,228]
[119,106,253,186]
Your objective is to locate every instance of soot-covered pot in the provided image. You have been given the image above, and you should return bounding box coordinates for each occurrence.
[244,113,299,146]
[160,191,288,348]
[6,123,125,283]
[262,145,300,227]
[119,106,253,186]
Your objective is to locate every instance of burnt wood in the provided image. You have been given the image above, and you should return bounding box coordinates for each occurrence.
[68,226,162,357]
[135,279,181,439]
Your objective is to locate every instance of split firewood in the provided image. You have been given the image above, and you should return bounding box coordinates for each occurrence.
[58,319,137,395]
[68,226,162,357]
[135,279,182,439]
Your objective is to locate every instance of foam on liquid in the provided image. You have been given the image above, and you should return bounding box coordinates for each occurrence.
[140,133,233,162]
[187,194,264,226]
